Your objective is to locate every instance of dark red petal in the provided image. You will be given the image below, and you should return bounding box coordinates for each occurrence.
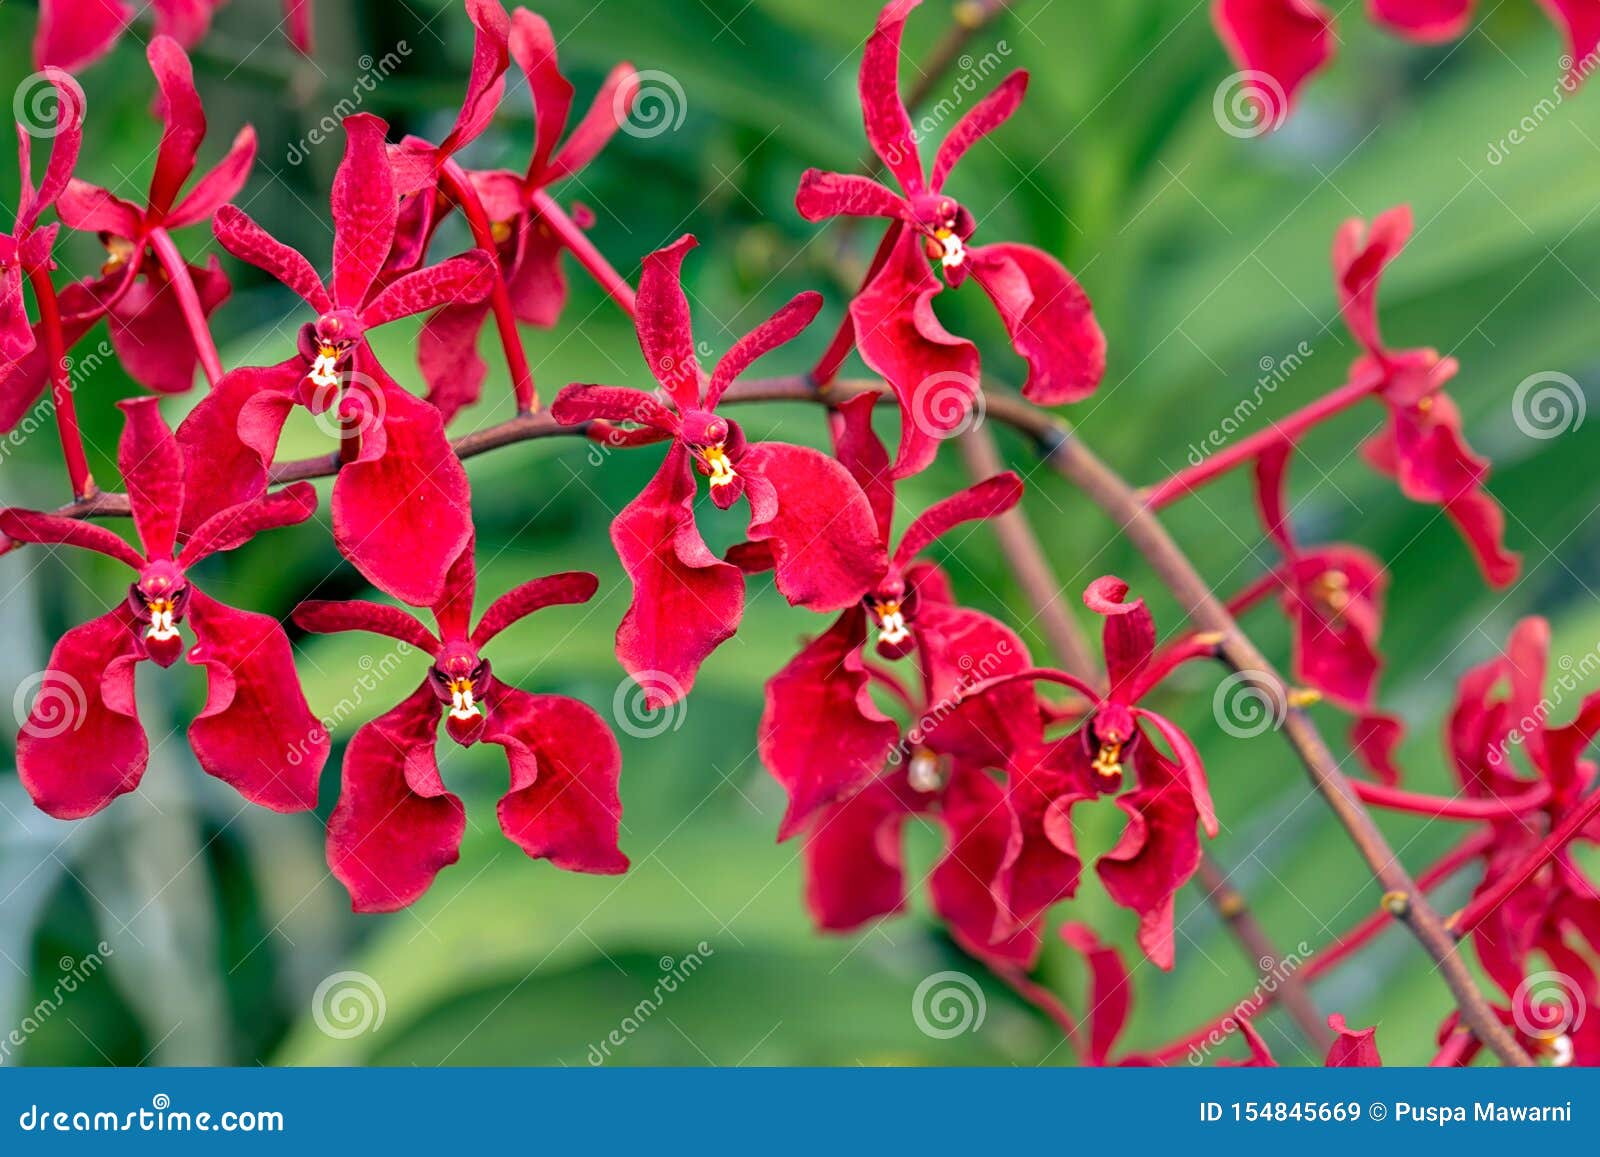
[794,169,907,223]
[858,0,925,195]
[175,359,298,532]
[327,683,464,912]
[186,589,324,812]
[117,396,184,560]
[332,375,473,605]
[546,62,636,182]
[704,291,822,408]
[1252,440,1296,553]
[330,114,397,308]
[509,8,575,177]
[33,0,132,71]
[1369,0,1472,39]
[486,688,628,874]
[967,242,1106,405]
[1060,921,1131,1065]
[932,764,1043,968]
[915,600,1038,764]
[1324,1013,1383,1066]
[0,509,145,569]
[145,36,207,216]
[1538,0,1600,83]
[213,205,331,311]
[760,610,898,840]
[293,598,439,651]
[611,445,744,704]
[151,0,217,46]
[931,70,1027,190]
[57,180,143,238]
[418,298,491,423]
[742,441,887,612]
[505,211,568,326]
[1211,0,1336,132]
[437,0,511,159]
[17,607,146,819]
[432,544,477,641]
[828,392,895,546]
[1332,205,1411,356]
[1350,712,1405,785]
[851,227,981,478]
[1084,576,1156,696]
[361,251,495,328]
[993,744,1089,936]
[15,70,85,232]
[284,0,314,52]
[472,571,598,646]
[1097,749,1202,970]
[894,471,1022,569]
[550,383,677,429]
[1445,488,1521,589]
[178,482,317,566]
[802,780,908,931]
[106,256,230,394]
[165,126,257,229]
[1221,1017,1279,1067]
[635,235,704,410]
[1286,545,1387,711]
[1136,708,1218,838]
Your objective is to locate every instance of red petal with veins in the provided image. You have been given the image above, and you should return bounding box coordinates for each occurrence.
[16,71,84,232]
[178,482,318,566]
[332,375,473,606]
[858,0,926,195]
[742,441,887,612]
[610,446,745,704]
[330,114,397,308]
[418,298,491,423]
[931,70,1028,190]
[17,607,146,819]
[506,212,569,326]
[165,125,256,229]
[794,169,908,223]
[1097,748,1202,970]
[34,0,132,71]
[1287,545,1387,712]
[509,8,575,178]
[967,242,1106,405]
[550,383,677,430]
[327,683,464,912]
[894,471,1022,569]
[851,227,981,478]
[635,235,704,409]
[915,593,1036,764]
[473,571,598,646]
[437,0,510,159]
[186,589,324,812]
[802,779,909,931]
[760,609,898,840]
[546,62,636,183]
[57,181,144,238]
[487,688,628,874]
[0,508,146,569]
[145,36,207,215]
[993,742,1091,936]
[175,359,299,531]
[933,764,1043,968]
[213,205,332,312]
[293,598,439,652]
[704,291,822,408]
[829,392,895,545]
[1211,0,1336,130]
[362,251,495,328]
[108,256,230,394]
[117,396,184,560]
[1136,707,1218,838]
[432,545,476,641]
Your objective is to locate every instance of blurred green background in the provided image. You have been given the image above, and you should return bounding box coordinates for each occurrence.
[2,0,1598,1067]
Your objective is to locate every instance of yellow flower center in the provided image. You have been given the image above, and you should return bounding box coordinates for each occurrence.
[872,600,909,647]
[308,343,343,391]
[700,443,737,488]
[490,219,514,245]
[1091,740,1124,780]
[446,677,481,722]
[145,597,180,642]
[933,227,966,270]
[101,235,137,277]
[1309,569,1351,616]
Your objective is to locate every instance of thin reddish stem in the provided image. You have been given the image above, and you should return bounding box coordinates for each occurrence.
[146,226,224,388]
[27,267,95,500]
[439,161,538,414]
[810,221,902,389]
[1352,780,1551,822]
[529,188,637,318]
[1451,786,1600,935]
[1431,1031,1475,1067]
[1140,378,1375,511]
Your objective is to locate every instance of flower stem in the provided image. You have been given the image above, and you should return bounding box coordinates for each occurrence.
[1351,779,1551,821]
[146,226,224,389]
[1139,377,1375,511]
[439,161,538,414]
[27,267,95,501]
[809,221,902,390]
[528,188,638,319]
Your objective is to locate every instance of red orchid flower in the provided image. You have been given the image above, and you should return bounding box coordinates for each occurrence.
[550,235,886,704]
[0,398,326,819]
[1219,1013,1384,1067]
[412,7,637,421]
[1445,617,1600,1064]
[957,577,1220,967]
[0,69,82,374]
[35,0,312,72]
[756,392,1027,836]
[293,549,627,912]
[1213,0,1598,129]
[1333,206,1519,587]
[177,113,495,606]
[51,36,254,393]
[794,0,1106,476]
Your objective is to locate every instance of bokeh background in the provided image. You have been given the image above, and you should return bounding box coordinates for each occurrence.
[2,0,1598,1066]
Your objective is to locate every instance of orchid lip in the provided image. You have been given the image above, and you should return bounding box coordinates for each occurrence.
[699,443,737,488]
[871,599,910,647]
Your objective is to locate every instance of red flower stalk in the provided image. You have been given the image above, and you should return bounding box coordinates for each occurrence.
[178,113,495,605]
[294,549,627,912]
[757,392,1027,837]
[34,0,312,71]
[795,0,1106,476]
[0,398,326,819]
[958,577,1220,967]
[550,235,886,704]
[1213,0,1599,129]
[52,36,255,392]
[1443,617,1600,1065]
[412,6,638,420]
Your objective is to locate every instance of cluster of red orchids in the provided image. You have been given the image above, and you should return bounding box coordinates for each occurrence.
[1,0,1592,1067]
